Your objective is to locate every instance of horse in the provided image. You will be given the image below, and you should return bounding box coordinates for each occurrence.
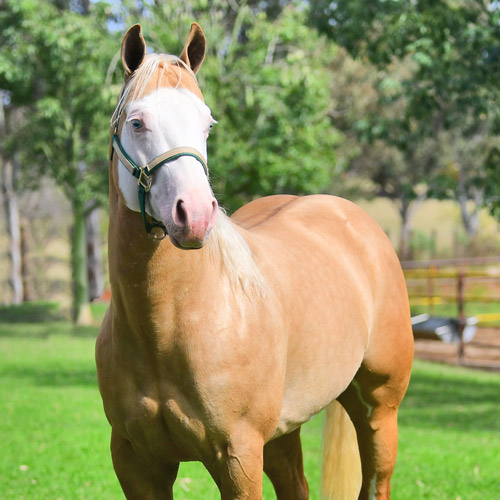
[96,23,414,500]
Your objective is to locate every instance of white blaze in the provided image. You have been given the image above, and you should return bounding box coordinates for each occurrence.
[117,87,214,223]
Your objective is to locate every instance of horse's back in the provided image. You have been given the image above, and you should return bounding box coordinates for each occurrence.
[233,194,389,247]
[232,194,399,282]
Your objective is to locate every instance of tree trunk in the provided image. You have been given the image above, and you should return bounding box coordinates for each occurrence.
[399,201,413,261]
[20,218,34,301]
[71,197,92,324]
[86,207,104,301]
[458,186,483,238]
[0,91,23,304]
[1,159,23,304]
[398,193,427,261]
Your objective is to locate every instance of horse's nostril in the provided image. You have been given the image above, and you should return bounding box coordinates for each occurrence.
[176,199,187,227]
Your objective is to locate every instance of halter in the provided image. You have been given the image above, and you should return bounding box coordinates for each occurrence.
[110,134,209,240]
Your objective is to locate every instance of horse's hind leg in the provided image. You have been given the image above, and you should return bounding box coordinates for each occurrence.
[338,365,410,500]
[263,427,309,500]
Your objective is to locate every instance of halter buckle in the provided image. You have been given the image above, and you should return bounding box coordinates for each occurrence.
[137,168,152,192]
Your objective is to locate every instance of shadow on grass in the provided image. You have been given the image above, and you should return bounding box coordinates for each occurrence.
[0,321,99,339]
[3,365,98,387]
[71,325,101,338]
[400,362,500,433]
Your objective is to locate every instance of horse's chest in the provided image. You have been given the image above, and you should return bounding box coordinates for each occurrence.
[97,349,201,462]
[96,310,284,462]
[106,383,207,463]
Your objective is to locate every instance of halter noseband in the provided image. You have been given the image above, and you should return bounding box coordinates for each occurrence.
[110,134,209,240]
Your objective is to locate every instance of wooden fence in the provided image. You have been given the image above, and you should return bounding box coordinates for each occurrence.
[401,256,500,364]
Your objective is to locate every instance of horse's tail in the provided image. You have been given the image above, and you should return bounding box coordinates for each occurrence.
[322,400,362,500]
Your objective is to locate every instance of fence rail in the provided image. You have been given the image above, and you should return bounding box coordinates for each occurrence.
[401,256,500,364]
[401,256,500,269]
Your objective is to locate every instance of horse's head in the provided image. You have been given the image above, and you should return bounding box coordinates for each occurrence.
[111,24,218,249]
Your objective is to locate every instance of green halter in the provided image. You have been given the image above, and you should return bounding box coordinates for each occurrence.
[111,134,209,240]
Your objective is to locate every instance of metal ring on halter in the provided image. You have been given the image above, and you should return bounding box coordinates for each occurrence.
[149,223,168,240]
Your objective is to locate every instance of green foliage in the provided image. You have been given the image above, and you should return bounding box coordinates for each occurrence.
[0,301,63,323]
[0,0,119,321]
[0,0,118,205]
[206,7,340,209]
[309,0,500,220]
[484,145,500,218]
[116,1,341,211]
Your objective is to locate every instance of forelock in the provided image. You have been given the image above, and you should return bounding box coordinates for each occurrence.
[111,53,200,128]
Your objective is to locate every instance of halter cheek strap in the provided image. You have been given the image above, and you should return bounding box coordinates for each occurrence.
[110,134,209,240]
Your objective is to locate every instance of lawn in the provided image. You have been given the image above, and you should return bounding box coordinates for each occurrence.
[1,303,500,499]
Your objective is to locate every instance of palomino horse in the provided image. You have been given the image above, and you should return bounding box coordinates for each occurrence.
[96,23,414,500]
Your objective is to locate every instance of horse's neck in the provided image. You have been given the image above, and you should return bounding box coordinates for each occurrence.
[107,183,265,334]
[107,189,215,332]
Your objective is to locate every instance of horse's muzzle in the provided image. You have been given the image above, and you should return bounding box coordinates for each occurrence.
[170,196,218,249]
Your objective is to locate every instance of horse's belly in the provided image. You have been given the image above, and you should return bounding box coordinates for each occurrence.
[273,322,367,438]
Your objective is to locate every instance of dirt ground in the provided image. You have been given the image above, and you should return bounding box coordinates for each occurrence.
[413,327,500,371]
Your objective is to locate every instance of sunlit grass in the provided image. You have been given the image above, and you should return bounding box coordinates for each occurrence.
[1,302,500,499]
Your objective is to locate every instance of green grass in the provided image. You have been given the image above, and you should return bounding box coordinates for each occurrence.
[1,303,500,499]
[392,361,500,499]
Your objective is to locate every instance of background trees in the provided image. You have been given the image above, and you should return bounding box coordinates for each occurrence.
[1,0,500,315]
[116,1,341,211]
[0,0,116,322]
[307,0,500,259]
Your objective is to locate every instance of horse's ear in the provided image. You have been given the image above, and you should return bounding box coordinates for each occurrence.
[121,24,146,77]
[180,23,206,74]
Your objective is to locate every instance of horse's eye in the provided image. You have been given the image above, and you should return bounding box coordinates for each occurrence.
[208,118,217,134]
[131,119,143,131]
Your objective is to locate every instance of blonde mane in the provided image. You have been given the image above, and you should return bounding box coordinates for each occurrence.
[111,54,265,295]
[209,210,266,297]
[111,53,198,128]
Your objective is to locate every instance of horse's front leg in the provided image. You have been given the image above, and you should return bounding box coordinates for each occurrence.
[111,429,179,500]
[208,427,265,500]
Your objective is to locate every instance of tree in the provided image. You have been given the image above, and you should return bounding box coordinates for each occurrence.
[349,114,440,259]
[431,114,500,236]
[324,48,443,257]
[0,91,23,304]
[0,0,116,322]
[484,146,500,219]
[115,1,342,211]
[310,0,500,227]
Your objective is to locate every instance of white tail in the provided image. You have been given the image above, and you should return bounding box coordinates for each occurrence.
[322,401,362,500]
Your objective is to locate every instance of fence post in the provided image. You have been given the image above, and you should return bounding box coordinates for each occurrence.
[428,264,436,316]
[457,269,466,364]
